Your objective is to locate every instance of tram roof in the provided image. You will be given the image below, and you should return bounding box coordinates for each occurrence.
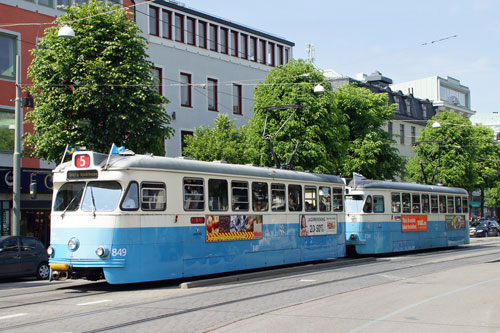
[91,152,345,184]
[347,179,468,195]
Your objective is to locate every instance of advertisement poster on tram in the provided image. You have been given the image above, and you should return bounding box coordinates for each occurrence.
[206,215,263,242]
[445,215,466,230]
[300,215,338,237]
[402,215,428,232]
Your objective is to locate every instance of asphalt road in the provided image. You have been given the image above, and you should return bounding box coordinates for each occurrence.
[1,237,499,333]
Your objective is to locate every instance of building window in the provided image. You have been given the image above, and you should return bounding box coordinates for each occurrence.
[259,40,266,64]
[0,34,17,79]
[174,14,184,43]
[220,27,228,54]
[0,109,14,151]
[233,84,242,115]
[400,124,405,145]
[149,6,159,36]
[38,0,53,7]
[393,96,400,111]
[267,42,275,66]
[405,98,412,116]
[162,10,171,39]
[230,30,238,57]
[209,24,217,51]
[284,48,290,63]
[181,130,193,156]
[198,21,207,48]
[387,121,393,137]
[57,0,71,7]
[277,45,283,65]
[207,78,218,111]
[240,34,247,59]
[411,126,416,145]
[151,67,162,95]
[186,17,195,45]
[422,104,428,119]
[180,73,191,107]
[249,37,257,62]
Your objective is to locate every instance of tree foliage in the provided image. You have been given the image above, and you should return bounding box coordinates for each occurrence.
[26,0,173,161]
[406,111,490,192]
[183,114,249,163]
[247,59,348,174]
[332,84,403,179]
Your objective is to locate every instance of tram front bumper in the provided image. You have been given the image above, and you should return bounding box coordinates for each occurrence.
[49,259,126,281]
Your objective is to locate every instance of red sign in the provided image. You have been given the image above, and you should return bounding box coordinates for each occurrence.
[75,154,91,168]
[402,215,428,232]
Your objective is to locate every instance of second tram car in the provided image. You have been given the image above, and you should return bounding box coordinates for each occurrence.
[345,179,469,255]
[48,151,346,284]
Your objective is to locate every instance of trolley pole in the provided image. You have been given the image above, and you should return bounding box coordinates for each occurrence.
[12,54,21,236]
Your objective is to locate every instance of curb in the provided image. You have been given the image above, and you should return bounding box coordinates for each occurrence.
[179,257,376,289]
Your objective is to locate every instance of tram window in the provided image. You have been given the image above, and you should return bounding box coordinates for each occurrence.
[422,194,430,213]
[288,184,302,212]
[252,182,268,211]
[373,195,384,213]
[208,179,228,211]
[141,182,166,211]
[345,195,363,213]
[391,192,401,213]
[455,196,462,213]
[463,197,468,213]
[333,188,343,212]
[439,195,446,213]
[184,178,204,211]
[431,195,439,213]
[305,186,317,212]
[53,182,85,211]
[232,181,249,211]
[402,193,411,213]
[271,183,286,212]
[319,186,331,212]
[412,194,420,213]
[447,196,455,213]
[121,182,139,211]
[82,181,122,212]
[363,195,372,213]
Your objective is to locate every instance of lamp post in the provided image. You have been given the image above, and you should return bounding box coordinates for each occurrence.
[12,24,74,236]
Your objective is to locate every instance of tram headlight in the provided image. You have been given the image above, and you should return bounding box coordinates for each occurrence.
[47,246,54,257]
[68,238,80,251]
[96,247,109,258]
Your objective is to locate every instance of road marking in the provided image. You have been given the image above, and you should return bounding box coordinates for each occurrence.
[348,276,500,333]
[0,313,28,320]
[77,300,112,306]
[298,279,317,282]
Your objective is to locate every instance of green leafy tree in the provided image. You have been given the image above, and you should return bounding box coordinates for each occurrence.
[406,111,481,191]
[247,59,348,174]
[26,0,173,161]
[333,84,404,179]
[183,114,249,163]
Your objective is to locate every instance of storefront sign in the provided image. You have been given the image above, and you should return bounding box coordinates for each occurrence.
[206,215,263,242]
[402,215,428,232]
[0,168,53,193]
[300,215,338,236]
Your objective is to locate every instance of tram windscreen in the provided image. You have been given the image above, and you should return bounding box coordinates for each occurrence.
[81,181,122,212]
[53,182,85,211]
[345,195,364,213]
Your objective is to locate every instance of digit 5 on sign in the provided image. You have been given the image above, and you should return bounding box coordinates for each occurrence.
[75,154,91,168]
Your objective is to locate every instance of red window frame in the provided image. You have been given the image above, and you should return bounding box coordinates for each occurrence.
[259,39,266,64]
[240,34,248,59]
[268,42,275,66]
[209,24,218,51]
[175,13,184,43]
[186,17,196,46]
[233,84,242,115]
[152,67,162,96]
[208,78,218,111]
[162,9,172,39]
[230,30,238,57]
[149,6,159,37]
[250,37,257,62]
[198,21,207,49]
[220,27,228,54]
[180,72,192,107]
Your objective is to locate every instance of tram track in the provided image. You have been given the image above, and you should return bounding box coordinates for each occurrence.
[1,244,499,332]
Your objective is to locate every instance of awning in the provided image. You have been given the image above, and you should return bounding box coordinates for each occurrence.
[469,201,487,208]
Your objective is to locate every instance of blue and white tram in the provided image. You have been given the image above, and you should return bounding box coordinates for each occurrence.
[345,179,469,255]
[48,151,346,284]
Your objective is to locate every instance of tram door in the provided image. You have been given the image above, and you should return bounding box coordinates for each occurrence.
[22,210,51,247]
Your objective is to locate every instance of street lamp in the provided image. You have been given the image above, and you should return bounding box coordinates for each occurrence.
[12,25,74,236]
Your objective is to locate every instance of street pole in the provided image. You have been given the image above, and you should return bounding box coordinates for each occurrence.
[12,54,21,236]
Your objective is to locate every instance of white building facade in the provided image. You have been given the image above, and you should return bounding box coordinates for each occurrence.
[390,76,475,118]
[138,0,294,157]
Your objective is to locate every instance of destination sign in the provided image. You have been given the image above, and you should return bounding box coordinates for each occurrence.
[67,170,98,180]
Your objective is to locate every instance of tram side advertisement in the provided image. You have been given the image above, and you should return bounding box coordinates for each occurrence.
[445,215,466,230]
[206,215,263,242]
[402,215,428,232]
[300,215,338,237]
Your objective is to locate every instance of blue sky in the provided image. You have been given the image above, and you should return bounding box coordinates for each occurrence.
[183,0,499,114]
